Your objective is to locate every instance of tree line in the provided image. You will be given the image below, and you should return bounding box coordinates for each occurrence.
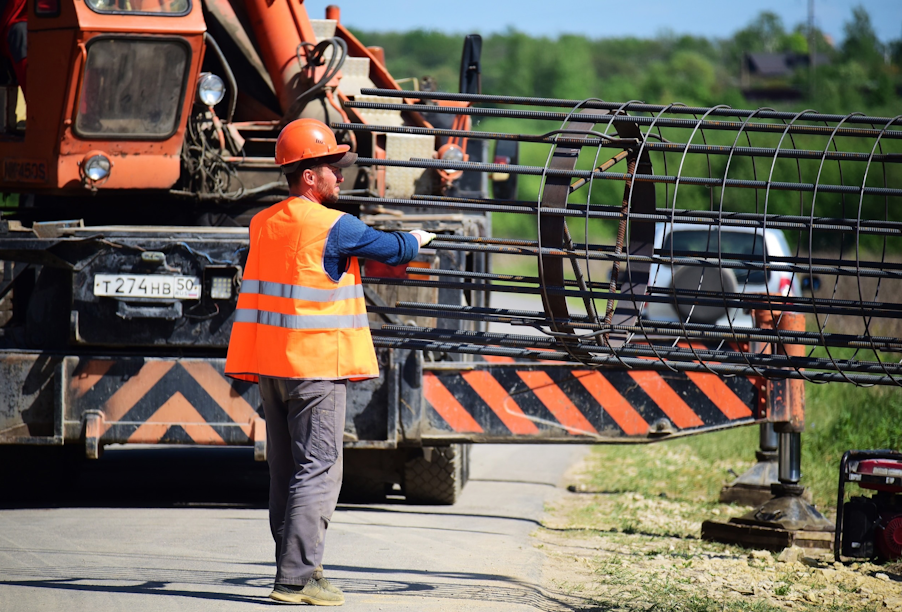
[353,5,899,115]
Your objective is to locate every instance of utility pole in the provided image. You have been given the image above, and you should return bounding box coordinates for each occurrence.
[808,0,816,100]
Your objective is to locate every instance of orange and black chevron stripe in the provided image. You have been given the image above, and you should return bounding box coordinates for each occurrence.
[422,357,761,440]
[70,358,263,446]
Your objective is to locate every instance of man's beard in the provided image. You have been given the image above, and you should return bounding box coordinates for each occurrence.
[315,180,339,205]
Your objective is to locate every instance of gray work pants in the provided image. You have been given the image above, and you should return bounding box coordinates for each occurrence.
[259,377,346,585]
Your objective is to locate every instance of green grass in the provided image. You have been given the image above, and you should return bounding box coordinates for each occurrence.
[576,551,792,612]
[803,382,902,506]
[0,193,19,211]
[477,116,622,244]
[583,382,902,509]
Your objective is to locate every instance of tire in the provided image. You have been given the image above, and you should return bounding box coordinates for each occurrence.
[403,444,469,505]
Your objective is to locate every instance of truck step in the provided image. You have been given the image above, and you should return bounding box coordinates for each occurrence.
[309,19,402,127]
[384,132,436,198]
[339,57,376,97]
[353,94,404,127]
[310,19,337,43]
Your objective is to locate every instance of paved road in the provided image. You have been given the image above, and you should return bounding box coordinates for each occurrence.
[0,443,585,611]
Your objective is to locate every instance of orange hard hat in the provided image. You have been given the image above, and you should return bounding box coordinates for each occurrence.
[275,118,357,172]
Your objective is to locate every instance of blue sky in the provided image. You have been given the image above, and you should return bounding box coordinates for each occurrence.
[306,1,901,45]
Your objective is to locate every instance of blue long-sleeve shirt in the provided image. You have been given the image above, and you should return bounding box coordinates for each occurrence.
[323,214,419,282]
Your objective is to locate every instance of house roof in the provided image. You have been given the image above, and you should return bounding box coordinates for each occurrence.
[745,52,831,77]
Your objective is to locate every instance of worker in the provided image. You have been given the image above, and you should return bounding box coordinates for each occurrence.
[225,118,434,606]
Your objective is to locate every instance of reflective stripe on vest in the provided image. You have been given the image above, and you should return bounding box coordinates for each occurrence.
[240,279,364,302]
[234,308,369,330]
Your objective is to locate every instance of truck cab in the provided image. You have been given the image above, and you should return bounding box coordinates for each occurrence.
[0,0,494,505]
[2,0,206,192]
[2,0,482,223]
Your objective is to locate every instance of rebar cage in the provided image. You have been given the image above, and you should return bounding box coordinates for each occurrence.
[337,89,902,387]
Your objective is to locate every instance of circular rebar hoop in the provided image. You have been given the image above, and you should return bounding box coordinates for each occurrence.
[663,104,736,377]
[853,116,902,387]
[760,108,822,384]
[535,100,599,366]
[342,91,902,385]
[594,99,647,370]
[715,106,779,378]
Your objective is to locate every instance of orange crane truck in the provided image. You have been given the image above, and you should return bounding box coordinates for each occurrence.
[0,0,497,503]
[0,0,767,507]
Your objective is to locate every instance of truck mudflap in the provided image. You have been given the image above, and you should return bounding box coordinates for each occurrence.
[420,358,763,443]
[0,351,265,459]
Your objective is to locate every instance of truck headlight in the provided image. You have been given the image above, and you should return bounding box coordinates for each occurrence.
[196,73,225,107]
[438,143,465,173]
[82,153,111,182]
[210,275,233,300]
[439,143,464,163]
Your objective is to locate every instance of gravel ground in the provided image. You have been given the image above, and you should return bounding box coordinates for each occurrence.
[536,454,902,612]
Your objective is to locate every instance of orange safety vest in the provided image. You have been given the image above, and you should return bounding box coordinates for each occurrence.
[225,197,379,383]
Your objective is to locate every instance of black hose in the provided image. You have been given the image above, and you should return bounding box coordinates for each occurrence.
[281,38,348,125]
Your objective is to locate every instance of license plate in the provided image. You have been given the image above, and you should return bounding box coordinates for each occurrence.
[93,274,201,300]
[1,158,48,183]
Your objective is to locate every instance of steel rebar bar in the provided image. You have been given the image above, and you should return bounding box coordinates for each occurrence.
[358,87,902,127]
[380,301,902,351]
[344,194,902,237]
[374,324,902,375]
[333,122,902,164]
[353,157,902,199]
[344,99,902,139]
[370,336,900,386]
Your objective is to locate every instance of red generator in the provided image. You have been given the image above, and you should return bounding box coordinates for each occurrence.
[836,450,902,562]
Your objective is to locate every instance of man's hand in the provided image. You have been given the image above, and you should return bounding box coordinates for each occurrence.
[410,230,436,247]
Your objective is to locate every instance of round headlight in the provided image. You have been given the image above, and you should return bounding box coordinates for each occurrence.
[83,154,111,182]
[438,143,465,173]
[197,73,226,107]
[439,144,465,164]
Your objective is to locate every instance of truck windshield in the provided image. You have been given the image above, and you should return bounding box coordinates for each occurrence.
[663,230,768,284]
[86,0,189,15]
[75,38,189,139]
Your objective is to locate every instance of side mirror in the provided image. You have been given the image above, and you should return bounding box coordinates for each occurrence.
[459,34,482,95]
[802,275,821,292]
[491,139,519,200]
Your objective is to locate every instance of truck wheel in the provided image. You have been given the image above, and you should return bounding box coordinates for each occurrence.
[403,444,469,505]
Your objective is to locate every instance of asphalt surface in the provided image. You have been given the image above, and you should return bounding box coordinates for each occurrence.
[0,443,585,611]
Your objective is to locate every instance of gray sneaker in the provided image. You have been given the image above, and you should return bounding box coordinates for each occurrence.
[313,567,344,597]
[270,578,344,606]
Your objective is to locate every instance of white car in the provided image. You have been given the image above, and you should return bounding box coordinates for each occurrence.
[641,223,800,328]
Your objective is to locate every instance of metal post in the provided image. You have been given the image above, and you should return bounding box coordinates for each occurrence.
[778,431,802,486]
[760,422,778,458]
